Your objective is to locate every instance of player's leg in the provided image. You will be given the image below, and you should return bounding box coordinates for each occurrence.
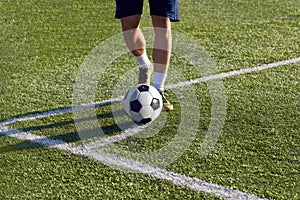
[115,0,152,85]
[121,14,144,56]
[151,15,171,80]
[121,18,153,85]
[151,15,174,111]
[149,0,179,111]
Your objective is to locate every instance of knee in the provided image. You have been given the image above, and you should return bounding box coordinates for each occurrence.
[151,15,171,29]
[121,15,141,31]
[152,16,171,39]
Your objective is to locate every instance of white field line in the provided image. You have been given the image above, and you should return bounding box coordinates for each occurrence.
[0,57,299,127]
[0,57,298,199]
[0,125,267,200]
[165,57,300,89]
[0,97,122,127]
[83,57,300,149]
[84,124,148,150]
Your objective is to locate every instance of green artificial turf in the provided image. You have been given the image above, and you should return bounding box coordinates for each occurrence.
[1,0,299,199]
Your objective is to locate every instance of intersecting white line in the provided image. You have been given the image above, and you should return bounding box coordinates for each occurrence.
[1,57,299,199]
[83,57,300,149]
[0,97,122,127]
[1,57,299,128]
[83,124,147,150]
[0,125,267,200]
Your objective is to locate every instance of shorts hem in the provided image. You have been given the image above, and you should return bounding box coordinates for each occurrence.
[150,13,180,22]
[115,12,143,19]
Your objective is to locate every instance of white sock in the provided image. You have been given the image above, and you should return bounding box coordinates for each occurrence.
[134,51,152,68]
[153,72,167,91]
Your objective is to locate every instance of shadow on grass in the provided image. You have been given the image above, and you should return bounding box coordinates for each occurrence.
[0,109,134,153]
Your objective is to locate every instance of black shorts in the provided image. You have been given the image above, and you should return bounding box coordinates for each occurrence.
[115,0,179,22]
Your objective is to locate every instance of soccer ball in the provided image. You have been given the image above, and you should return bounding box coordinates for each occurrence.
[123,84,163,124]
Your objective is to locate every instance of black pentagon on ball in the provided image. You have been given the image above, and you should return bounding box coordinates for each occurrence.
[130,99,142,112]
[150,98,161,110]
[139,118,152,124]
[137,84,150,92]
